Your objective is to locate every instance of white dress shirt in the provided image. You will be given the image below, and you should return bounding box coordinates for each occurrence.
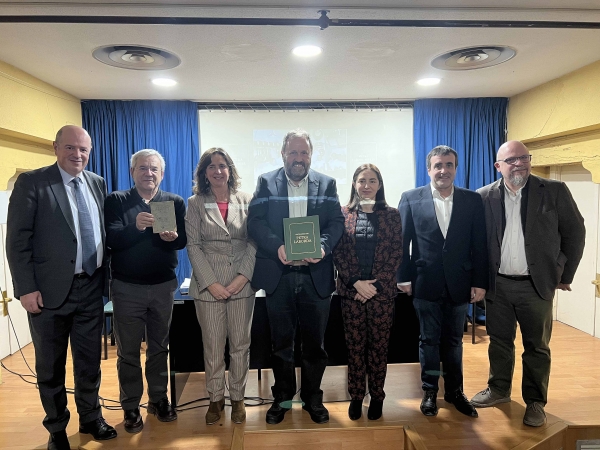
[499,185,529,276]
[286,172,311,265]
[398,184,454,287]
[286,172,309,219]
[431,183,454,239]
[57,164,103,274]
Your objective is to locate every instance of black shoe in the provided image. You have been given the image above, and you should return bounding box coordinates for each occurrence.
[47,430,70,450]
[444,389,478,418]
[302,402,329,424]
[348,399,363,420]
[124,408,143,434]
[147,398,178,422]
[79,417,117,440]
[367,399,383,420]
[266,397,291,424]
[420,390,438,416]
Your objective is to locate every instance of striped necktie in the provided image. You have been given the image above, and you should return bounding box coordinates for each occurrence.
[71,177,97,276]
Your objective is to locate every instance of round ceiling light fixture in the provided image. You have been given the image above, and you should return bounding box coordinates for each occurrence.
[92,45,181,70]
[417,78,441,86]
[431,46,516,71]
[152,78,177,87]
[292,45,323,57]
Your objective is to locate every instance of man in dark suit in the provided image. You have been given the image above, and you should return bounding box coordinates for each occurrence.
[471,140,585,427]
[6,125,117,450]
[248,129,344,425]
[397,145,488,418]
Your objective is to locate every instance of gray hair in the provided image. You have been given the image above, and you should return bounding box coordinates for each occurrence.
[281,129,313,154]
[426,145,459,170]
[130,149,166,172]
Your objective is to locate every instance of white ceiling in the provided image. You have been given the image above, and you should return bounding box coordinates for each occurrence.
[1,1,600,101]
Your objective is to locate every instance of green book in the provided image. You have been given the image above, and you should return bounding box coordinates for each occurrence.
[283,215,321,261]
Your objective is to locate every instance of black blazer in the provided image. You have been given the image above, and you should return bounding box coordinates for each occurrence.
[478,175,585,302]
[248,168,344,298]
[397,185,488,302]
[6,163,107,308]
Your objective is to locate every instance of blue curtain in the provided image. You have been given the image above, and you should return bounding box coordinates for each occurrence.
[83,100,199,284]
[413,98,507,190]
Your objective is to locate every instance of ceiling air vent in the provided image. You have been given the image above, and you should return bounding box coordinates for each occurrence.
[92,45,181,70]
[431,46,516,71]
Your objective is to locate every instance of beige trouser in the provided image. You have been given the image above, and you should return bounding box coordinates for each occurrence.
[194,295,255,401]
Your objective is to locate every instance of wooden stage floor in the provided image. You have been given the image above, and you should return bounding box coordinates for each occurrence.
[1,321,599,449]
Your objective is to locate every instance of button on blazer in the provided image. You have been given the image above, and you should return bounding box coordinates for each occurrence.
[186,191,257,301]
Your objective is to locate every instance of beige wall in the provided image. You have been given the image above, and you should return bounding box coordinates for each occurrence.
[0,59,81,189]
[507,60,600,182]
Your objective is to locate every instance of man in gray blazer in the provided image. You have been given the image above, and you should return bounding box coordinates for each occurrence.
[471,140,585,427]
[6,125,117,450]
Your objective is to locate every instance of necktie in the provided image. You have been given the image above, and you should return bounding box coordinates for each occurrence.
[71,177,97,276]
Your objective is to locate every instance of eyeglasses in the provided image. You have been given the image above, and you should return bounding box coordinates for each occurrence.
[497,154,532,165]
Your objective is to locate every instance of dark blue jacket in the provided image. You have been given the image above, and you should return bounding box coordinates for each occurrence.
[397,185,488,302]
[248,168,344,297]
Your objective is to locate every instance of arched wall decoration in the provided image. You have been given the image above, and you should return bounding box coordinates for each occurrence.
[526,128,600,183]
[0,132,54,190]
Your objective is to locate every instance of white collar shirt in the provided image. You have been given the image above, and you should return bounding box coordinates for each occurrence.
[499,184,529,276]
[57,164,103,274]
[286,172,309,219]
[430,183,454,239]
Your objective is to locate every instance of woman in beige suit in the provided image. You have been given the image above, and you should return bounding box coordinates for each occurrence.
[185,147,256,425]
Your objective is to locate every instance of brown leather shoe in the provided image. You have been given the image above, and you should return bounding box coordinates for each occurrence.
[206,398,225,425]
[124,408,143,434]
[231,400,246,424]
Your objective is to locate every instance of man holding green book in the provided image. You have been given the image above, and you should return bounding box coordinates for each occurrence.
[248,129,344,425]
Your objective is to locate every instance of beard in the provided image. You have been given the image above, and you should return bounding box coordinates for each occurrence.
[285,162,308,182]
[508,170,529,187]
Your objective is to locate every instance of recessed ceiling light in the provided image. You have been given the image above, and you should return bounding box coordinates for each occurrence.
[417,78,441,86]
[152,78,177,87]
[431,46,516,71]
[292,45,323,57]
[92,45,181,70]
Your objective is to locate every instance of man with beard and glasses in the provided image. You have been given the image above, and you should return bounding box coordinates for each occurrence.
[471,140,585,427]
[248,129,344,425]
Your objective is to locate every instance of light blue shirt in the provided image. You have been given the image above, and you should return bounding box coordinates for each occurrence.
[57,164,103,274]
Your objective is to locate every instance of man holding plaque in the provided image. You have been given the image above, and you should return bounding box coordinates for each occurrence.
[105,149,186,433]
[248,129,344,425]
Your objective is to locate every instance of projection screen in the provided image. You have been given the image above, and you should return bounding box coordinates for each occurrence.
[198,109,414,207]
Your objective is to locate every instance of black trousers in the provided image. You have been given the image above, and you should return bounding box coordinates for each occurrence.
[265,269,331,406]
[28,269,104,433]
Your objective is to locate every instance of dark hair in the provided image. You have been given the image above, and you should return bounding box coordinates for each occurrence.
[193,147,240,195]
[426,145,459,170]
[281,129,313,154]
[347,163,388,211]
